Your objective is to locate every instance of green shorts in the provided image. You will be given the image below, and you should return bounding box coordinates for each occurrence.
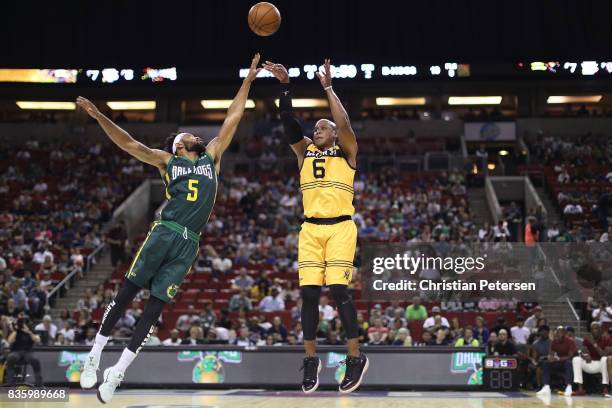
[125,220,200,303]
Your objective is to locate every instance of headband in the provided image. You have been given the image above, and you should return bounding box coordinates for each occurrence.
[171,133,186,154]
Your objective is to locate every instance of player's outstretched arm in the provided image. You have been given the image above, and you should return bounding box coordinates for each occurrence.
[262,61,310,163]
[207,53,262,166]
[316,59,358,164]
[76,96,171,172]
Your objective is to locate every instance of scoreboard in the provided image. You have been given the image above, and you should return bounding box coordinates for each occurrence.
[482,356,519,391]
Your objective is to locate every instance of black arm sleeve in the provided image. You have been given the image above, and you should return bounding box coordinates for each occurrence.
[279,83,304,145]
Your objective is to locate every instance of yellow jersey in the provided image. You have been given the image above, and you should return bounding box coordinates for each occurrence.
[300,143,355,218]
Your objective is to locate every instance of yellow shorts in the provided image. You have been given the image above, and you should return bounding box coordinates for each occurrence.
[298,219,357,286]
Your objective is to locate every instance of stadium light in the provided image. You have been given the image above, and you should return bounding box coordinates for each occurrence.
[546,95,602,104]
[499,150,509,156]
[16,101,76,110]
[487,163,496,170]
[106,101,156,110]
[448,96,502,105]
[274,99,328,108]
[201,99,255,109]
[375,97,426,106]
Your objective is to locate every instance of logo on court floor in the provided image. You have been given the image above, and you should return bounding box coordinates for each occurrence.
[166,284,179,298]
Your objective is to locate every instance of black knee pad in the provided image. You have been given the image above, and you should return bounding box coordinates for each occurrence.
[328,284,358,339]
[300,285,321,341]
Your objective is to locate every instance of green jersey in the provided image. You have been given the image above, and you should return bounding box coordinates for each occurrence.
[160,152,218,233]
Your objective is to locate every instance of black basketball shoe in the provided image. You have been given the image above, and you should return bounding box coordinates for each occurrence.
[339,353,369,394]
[300,356,321,394]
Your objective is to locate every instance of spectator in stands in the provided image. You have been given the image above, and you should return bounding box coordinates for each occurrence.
[431,328,450,346]
[199,301,216,333]
[571,322,612,396]
[486,332,498,355]
[423,306,449,331]
[391,328,412,346]
[258,287,285,312]
[33,245,53,265]
[474,316,490,344]
[455,327,479,347]
[478,222,492,242]
[367,331,385,346]
[529,325,551,383]
[367,318,389,344]
[175,305,201,332]
[34,314,57,345]
[489,329,516,356]
[107,221,127,267]
[318,295,335,321]
[267,316,287,343]
[537,326,576,397]
[511,316,531,348]
[229,289,253,312]
[231,268,254,291]
[3,314,42,386]
[565,326,583,350]
[233,326,255,346]
[58,319,76,344]
[286,331,298,345]
[211,251,232,274]
[145,326,161,346]
[82,327,97,345]
[592,301,612,324]
[405,296,428,321]
[492,317,511,335]
[162,329,181,346]
[525,217,539,246]
[126,300,143,323]
[181,326,205,345]
[417,330,433,346]
[448,317,463,340]
[525,306,544,332]
[492,220,511,242]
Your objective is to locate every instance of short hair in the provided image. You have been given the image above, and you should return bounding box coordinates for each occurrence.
[316,118,337,132]
[498,329,508,335]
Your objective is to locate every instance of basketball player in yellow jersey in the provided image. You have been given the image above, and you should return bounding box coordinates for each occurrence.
[264,59,368,394]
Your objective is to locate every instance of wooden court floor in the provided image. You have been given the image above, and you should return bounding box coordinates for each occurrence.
[8,389,612,408]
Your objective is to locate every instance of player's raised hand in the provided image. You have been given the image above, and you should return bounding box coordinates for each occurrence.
[316,58,332,89]
[76,96,102,120]
[245,53,262,83]
[262,60,289,83]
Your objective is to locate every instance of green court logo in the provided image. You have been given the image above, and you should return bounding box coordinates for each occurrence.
[451,352,485,373]
[166,284,179,298]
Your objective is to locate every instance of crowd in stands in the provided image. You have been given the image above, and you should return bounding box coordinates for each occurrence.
[0,140,152,355]
[523,131,611,238]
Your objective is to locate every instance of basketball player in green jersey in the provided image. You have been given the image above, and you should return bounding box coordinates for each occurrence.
[75,54,261,404]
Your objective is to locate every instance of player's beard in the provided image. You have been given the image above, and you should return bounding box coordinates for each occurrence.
[185,140,206,155]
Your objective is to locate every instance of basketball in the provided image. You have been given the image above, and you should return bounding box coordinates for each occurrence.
[248,2,281,36]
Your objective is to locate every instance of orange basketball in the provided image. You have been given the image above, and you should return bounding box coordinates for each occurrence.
[248,2,281,37]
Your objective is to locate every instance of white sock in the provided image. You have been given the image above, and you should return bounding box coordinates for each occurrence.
[113,348,137,374]
[89,333,109,360]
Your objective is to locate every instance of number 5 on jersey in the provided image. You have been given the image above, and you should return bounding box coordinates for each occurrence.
[187,179,199,201]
